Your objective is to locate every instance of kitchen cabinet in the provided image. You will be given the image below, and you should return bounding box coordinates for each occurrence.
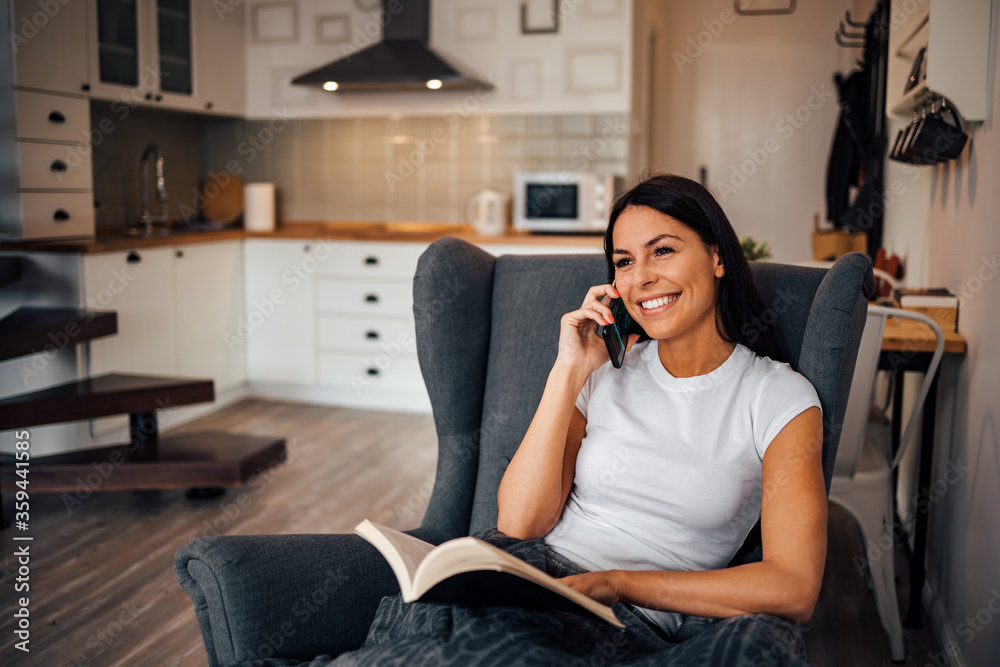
[315,241,427,406]
[193,0,245,116]
[243,239,317,385]
[244,238,600,410]
[7,0,90,95]
[81,241,245,434]
[87,0,246,115]
[173,241,246,391]
[887,0,992,121]
[0,84,95,242]
[83,246,177,435]
[84,246,178,377]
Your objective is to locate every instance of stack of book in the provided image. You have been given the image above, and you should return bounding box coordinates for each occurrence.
[897,288,958,332]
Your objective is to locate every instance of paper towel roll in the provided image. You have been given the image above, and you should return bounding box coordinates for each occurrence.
[244,182,276,232]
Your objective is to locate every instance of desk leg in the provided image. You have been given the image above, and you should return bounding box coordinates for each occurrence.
[905,372,938,629]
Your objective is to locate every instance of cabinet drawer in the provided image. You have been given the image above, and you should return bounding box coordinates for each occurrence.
[317,279,412,316]
[319,352,424,392]
[20,192,94,239]
[318,315,416,353]
[16,91,89,143]
[18,142,92,190]
[317,241,425,279]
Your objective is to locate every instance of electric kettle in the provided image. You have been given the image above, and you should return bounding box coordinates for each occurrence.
[465,189,510,236]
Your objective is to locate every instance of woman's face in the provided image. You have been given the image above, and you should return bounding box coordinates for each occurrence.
[611,205,725,343]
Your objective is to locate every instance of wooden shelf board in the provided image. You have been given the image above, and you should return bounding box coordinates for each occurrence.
[0,307,118,363]
[0,431,286,493]
[0,373,214,430]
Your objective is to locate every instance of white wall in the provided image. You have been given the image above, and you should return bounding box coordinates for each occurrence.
[882,0,1000,664]
[647,0,874,263]
[244,0,633,119]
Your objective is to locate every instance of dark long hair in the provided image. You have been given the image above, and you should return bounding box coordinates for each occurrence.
[603,173,788,363]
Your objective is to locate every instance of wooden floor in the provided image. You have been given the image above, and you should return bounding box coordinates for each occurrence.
[0,399,940,666]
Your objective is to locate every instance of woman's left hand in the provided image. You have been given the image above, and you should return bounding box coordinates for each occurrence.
[560,570,623,606]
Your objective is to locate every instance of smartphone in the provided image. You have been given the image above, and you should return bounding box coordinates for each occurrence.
[597,297,635,369]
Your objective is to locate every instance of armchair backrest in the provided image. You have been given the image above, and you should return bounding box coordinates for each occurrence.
[413,237,873,564]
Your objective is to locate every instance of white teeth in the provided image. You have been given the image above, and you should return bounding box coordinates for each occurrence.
[640,294,679,309]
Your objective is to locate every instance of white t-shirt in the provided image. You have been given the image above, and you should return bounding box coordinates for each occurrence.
[544,339,821,635]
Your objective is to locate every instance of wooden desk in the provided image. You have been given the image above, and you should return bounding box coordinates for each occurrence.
[878,313,966,629]
[880,314,966,354]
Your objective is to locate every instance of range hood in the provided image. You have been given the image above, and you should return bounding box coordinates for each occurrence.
[292,0,492,93]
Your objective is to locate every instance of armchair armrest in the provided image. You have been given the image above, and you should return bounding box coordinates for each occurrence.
[175,533,399,666]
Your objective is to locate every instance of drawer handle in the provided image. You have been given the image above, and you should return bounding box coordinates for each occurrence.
[366,367,380,376]
[50,160,68,173]
[127,251,142,264]
[48,111,66,124]
[365,294,379,303]
[53,209,70,222]
[364,256,379,265]
[365,330,380,340]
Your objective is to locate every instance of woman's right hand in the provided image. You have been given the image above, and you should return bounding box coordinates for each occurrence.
[555,284,640,375]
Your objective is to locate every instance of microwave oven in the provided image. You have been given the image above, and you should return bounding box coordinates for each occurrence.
[513,172,626,233]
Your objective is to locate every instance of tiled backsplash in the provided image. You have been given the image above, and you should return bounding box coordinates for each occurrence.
[91,102,630,229]
[90,101,206,231]
[203,113,630,223]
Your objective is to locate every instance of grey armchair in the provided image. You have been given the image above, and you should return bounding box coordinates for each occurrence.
[175,238,874,666]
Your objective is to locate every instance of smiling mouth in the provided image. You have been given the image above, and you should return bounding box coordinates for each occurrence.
[639,294,680,310]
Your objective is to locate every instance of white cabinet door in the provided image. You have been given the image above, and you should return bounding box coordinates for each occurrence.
[194,0,245,116]
[88,0,216,112]
[11,0,90,95]
[173,240,246,390]
[87,0,151,102]
[83,247,177,377]
[243,239,317,385]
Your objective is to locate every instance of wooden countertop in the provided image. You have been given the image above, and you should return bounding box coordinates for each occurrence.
[0,222,606,254]
[881,313,967,355]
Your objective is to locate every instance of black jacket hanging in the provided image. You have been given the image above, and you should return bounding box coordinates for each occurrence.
[826,70,866,225]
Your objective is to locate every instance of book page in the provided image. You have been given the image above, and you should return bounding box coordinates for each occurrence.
[354,520,436,595]
[415,537,624,627]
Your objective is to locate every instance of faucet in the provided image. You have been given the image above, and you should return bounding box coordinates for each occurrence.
[139,143,168,232]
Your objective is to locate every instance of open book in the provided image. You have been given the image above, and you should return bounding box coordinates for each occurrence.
[355,519,624,628]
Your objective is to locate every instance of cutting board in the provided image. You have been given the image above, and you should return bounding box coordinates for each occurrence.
[200,173,244,223]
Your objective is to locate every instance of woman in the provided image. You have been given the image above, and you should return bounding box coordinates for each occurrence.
[496,173,826,650]
[330,174,825,667]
